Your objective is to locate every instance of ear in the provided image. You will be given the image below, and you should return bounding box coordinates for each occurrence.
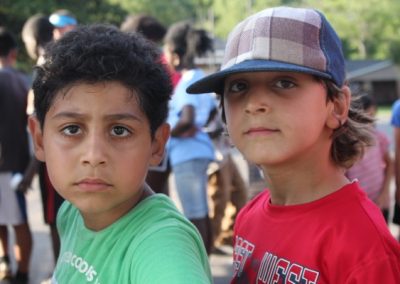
[172,52,180,68]
[28,115,46,162]
[149,123,170,166]
[9,49,17,62]
[326,85,351,130]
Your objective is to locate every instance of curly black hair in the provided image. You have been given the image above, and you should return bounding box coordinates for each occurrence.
[32,24,172,137]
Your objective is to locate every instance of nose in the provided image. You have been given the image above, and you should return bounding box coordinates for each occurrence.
[81,132,107,168]
[244,86,269,115]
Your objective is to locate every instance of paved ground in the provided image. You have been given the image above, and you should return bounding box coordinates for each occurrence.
[1,112,399,284]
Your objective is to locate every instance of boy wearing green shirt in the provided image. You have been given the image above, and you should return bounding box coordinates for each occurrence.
[28,24,212,283]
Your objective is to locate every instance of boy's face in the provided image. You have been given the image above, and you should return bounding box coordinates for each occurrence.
[223,71,343,168]
[29,81,169,230]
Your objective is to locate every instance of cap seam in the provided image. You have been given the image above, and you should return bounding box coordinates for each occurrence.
[317,10,331,83]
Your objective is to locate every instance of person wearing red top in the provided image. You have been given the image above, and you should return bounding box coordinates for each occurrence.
[187,6,400,283]
[233,182,399,283]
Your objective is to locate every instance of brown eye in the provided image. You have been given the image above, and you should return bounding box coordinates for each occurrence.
[227,81,248,93]
[275,79,295,89]
[62,125,81,136]
[111,126,131,137]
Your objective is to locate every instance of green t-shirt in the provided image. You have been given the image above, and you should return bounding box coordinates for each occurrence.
[52,194,212,283]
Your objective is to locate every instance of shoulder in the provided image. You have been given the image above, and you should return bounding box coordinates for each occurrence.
[57,200,74,218]
[125,195,202,243]
[56,201,79,235]
[327,183,400,257]
[309,183,400,279]
[0,68,30,93]
[392,99,400,111]
[0,67,28,82]
[128,195,212,283]
[0,68,13,86]
[58,200,77,216]
[391,100,400,126]
[375,129,390,145]
[133,195,202,239]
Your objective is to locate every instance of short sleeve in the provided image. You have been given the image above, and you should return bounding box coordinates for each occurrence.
[131,226,212,284]
[345,255,400,284]
[391,100,400,128]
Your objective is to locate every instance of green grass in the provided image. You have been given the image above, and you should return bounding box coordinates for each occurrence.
[377,105,392,116]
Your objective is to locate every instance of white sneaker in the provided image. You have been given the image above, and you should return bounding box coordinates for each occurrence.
[40,276,53,284]
[0,256,12,280]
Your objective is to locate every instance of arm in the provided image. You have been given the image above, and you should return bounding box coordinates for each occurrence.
[170,105,198,137]
[203,107,224,139]
[393,127,400,204]
[376,150,393,209]
[17,157,40,193]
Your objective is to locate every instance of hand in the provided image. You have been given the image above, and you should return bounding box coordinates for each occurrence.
[16,177,32,194]
[376,190,390,209]
[179,126,198,137]
[395,188,400,204]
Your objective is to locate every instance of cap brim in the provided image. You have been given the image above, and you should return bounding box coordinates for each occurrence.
[186,59,332,95]
[49,15,77,28]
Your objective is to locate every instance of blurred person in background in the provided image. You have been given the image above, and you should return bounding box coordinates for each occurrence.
[346,94,393,223]
[120,14,180,196]
[49,9,77,40]
[0,27,32,284]
[390,94,400,241]
[205,106,248,254]
[22,14,63,269]
[163,21,216,254]
[120,14,181,86]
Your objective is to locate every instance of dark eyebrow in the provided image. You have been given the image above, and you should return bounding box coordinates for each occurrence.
[51,112,143,122]
[103,113,143,122]
[51,112,86,120]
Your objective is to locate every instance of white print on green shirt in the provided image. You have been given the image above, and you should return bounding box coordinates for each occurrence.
[61,251,101,283]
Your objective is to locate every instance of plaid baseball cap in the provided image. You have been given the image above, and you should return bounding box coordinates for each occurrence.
[187,6,345,95]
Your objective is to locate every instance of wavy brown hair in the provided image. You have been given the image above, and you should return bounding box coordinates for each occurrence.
[323,80,374,168]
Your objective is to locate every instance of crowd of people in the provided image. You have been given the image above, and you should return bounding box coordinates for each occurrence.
[0,5,399,284]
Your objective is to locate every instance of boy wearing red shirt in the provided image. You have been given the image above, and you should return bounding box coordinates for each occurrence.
[188,6,400,283]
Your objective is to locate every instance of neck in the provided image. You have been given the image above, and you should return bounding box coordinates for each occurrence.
[0,57,13,69]
[181,68,195,74]
[261,157,349,206]
[82,184,154,231]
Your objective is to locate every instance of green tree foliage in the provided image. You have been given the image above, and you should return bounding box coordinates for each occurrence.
[0,0,126,35]
[0,0,126,70]
[307,0,400,61]
[2,0,400,66]
[109,0,197,26]
[209,0,400,63]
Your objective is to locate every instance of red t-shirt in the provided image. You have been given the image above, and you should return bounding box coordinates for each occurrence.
[232,182,400,283]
